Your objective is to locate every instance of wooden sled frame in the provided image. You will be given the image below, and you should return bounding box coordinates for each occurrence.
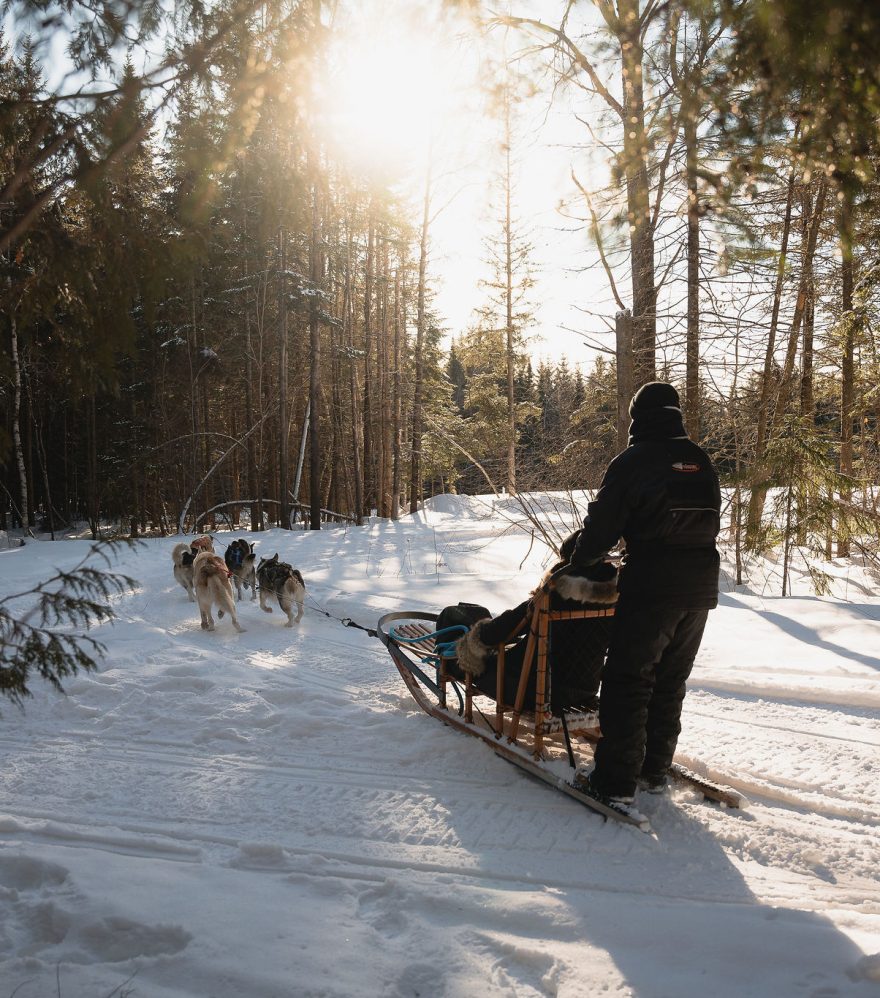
[380,584,612,765]
[378,580,745,818]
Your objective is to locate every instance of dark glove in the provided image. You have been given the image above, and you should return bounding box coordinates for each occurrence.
[558,529,582,562]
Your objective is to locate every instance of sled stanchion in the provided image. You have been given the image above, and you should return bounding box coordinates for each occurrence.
[533,599,551,760]
[439,653,448,710]
[507,592,546,744]
[495,643,505,737]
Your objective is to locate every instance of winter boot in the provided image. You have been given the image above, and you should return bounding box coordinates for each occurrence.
[638,773,669,795]
[574,769,635,805]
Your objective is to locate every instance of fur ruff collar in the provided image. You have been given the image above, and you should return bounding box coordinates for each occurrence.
[552,572,618,605]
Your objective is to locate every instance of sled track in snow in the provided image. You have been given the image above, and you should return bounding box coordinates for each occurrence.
[4,804,876,914]
[689,711,880,747]
[9,721,877,885]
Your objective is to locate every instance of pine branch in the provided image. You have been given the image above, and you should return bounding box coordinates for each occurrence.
[0,539,139,707]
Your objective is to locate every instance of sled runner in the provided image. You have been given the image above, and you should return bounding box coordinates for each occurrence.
[378,581,744,832]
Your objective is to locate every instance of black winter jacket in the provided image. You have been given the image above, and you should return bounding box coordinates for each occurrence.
[571,436,721,609]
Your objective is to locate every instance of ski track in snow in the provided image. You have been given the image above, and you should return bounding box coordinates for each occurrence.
[1,511,879,997]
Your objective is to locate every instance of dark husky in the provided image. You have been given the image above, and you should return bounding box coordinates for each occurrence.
[224,538,257,601]
[256,553,305,627]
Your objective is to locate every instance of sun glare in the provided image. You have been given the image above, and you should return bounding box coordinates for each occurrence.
[319,12,472,178]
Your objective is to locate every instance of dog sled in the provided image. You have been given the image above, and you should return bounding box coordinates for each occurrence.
[377,576,744,832]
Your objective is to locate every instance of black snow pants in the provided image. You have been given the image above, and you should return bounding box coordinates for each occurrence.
[591,599,709,798]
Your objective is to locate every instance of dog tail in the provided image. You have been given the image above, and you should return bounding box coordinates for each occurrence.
[201,557,229,578]
[172,543,189,567]
[291,569,305,588]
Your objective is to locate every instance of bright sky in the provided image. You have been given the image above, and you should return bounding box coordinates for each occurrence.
[320,0,613,371]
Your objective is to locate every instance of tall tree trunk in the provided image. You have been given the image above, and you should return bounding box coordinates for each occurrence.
[797,188,816,548]
[838,186,855,557]
[309,181,322,530]
[503,88,517,494]
[245,309,262,531]
[35,412,55,539]
[380,234,393,516]
[749,177,828,550]
[362,218,374,516]
[409,164,432,514]
[88,391,98,538]
[279,227,290,529]
[345,223,363,525]
[745,168,797,545]
[619,0,656,386]
[10,315,30,533]
[241,153,261,531]
[615,310,634,450]
[799,187,816,421]
[684,111,700,439]
[771,178,827,427]
[391,262,402,519]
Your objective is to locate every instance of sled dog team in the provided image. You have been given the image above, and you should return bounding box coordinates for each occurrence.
[171,536,305,633]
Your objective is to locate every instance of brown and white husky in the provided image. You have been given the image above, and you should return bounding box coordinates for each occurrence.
[193,550,244,633]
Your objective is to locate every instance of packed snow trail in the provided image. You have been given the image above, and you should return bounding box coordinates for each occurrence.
[1,503,878,996]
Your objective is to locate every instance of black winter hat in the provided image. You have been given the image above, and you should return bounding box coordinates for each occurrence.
[629,381,681,417]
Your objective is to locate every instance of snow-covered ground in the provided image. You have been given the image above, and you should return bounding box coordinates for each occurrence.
[1,495,878,997]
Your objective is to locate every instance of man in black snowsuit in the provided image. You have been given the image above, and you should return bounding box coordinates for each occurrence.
[567,381,721,803]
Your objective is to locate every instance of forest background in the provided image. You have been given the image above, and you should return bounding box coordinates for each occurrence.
[2,0,880,589]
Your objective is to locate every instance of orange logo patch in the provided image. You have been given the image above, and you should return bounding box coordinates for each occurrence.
[671,462,701,473]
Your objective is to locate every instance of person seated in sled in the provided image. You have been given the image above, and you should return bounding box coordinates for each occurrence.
[443,536,617,715]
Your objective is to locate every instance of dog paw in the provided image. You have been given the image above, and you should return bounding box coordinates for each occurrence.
[218,609,225,618]
[262,607,273,614]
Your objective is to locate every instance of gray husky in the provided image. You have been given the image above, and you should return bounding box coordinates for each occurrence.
[256,554,305,627]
